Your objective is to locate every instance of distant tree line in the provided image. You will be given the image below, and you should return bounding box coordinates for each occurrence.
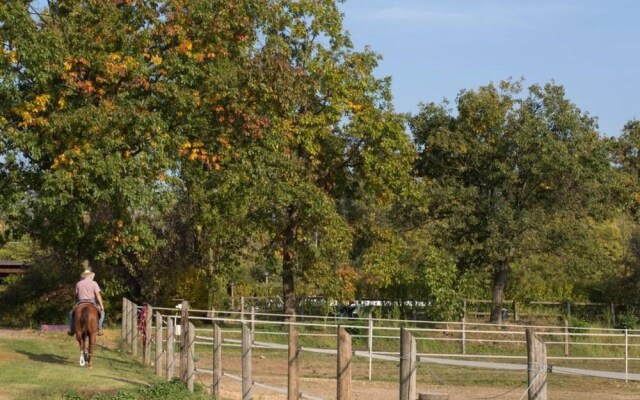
[1,1,639,325]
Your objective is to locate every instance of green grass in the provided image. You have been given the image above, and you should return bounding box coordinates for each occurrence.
[0,330,209,400]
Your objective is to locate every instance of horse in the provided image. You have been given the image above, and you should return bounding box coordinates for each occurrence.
[72,302,100,367]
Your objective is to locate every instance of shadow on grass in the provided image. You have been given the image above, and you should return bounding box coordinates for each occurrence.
[94,374,151,386]
[15,349,68,364]
[97,354,130,365]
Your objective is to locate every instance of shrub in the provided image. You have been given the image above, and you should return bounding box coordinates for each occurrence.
[616,311,639,330]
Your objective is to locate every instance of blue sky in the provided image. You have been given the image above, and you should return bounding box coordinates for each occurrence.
[339,0,640,137]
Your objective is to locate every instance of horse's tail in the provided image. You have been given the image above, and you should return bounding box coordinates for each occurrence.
[78,304,99,337]
[79,305,90,336]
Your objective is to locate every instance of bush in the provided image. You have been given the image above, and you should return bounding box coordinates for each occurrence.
[63,380,208,400]
[616,311,639,330]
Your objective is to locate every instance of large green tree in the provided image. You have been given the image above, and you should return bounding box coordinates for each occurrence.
[1,0,415,318]
[0,0,180,300]
[410,80,611,323]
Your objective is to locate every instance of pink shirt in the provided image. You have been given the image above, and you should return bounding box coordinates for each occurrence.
[76,278,100,301]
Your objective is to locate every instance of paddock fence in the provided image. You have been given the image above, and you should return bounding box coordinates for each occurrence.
[120,298,640,400]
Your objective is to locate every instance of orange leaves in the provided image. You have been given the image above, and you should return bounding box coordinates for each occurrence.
[178,141,223,170]
[218,136,232,150]
[178,40,193,55]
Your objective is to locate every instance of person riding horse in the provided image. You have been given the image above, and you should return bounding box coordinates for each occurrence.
[67,269,105,336]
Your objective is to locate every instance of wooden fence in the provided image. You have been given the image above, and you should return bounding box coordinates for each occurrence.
[120,298,567,400]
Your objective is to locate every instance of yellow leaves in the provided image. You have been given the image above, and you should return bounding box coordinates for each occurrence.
[18,111,34,128]
[105,53,138,78]
[347,101,364,112]
[33,95,50,111]
[218,137,232,149]
[7,50,18,64]
[178,140,223,170]
[634,193,640,204]
[108,53,122,62]
[50,153,67,170]
[178,40,193,55]
[150,54,163,66]
[16,95,51,128]
[191,91,201,107]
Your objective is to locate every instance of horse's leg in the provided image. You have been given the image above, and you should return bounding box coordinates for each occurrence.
[77,334,86,366]
[88,331,96,367]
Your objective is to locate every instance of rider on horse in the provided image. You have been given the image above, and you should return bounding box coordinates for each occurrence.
[67,268,105,336]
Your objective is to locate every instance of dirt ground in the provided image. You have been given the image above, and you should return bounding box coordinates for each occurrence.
[196,342,640,400]
[2,329,640,400]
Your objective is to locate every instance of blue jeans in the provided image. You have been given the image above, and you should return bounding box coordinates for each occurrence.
[69,301,105,330]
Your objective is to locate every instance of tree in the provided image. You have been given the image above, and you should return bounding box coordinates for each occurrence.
[188,0,416,318]
[1,1,415,319]
[411,80,611,323]
[0,0,180,297]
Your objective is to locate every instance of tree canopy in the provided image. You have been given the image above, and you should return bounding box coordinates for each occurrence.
[1,1,638,326]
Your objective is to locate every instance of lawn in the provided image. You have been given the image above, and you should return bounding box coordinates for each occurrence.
[0,329,207,400]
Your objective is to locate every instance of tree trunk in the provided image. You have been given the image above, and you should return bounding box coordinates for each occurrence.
[282,205,298,322]
[490,261,509,324]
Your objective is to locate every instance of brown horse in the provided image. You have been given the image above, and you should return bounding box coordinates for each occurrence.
[73,303,100,367]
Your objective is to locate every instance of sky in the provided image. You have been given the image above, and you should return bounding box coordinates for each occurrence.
[339,0,640,137]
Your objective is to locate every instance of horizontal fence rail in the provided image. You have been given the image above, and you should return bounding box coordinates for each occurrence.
[121,298,640,399]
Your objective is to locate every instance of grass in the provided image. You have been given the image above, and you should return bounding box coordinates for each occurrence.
[0,330,209,400]
[4,323,640,400]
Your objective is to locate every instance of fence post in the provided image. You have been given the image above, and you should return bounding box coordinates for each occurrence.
[399,327,417,400]
[288,323,299,400]
[131,301,138,357]
[513,300,519,322]
[566,301,571,319]
[526,329,548,400]
[463,299,467,321]
[180,300,190,384]
[213,323,222,398]
[337,326,352,400]
[251,306,256,342]
[241,296,246,321]
[564,319,569,357]
[611,303,616,326]
[461,317,466,355]
[187,322,195,392]
[166,317,175,381]
[368,312,373,381]
[155,311,163,376]
[242,323,252,400]
[144,305,153,365]
[121,298,127,341]
[625,328,629,383]
[123,299,130,349]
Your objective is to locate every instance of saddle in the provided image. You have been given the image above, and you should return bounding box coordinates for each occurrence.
[74,301,101,313]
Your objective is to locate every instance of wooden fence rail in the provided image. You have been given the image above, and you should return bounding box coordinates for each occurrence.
[120,298,628,399]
